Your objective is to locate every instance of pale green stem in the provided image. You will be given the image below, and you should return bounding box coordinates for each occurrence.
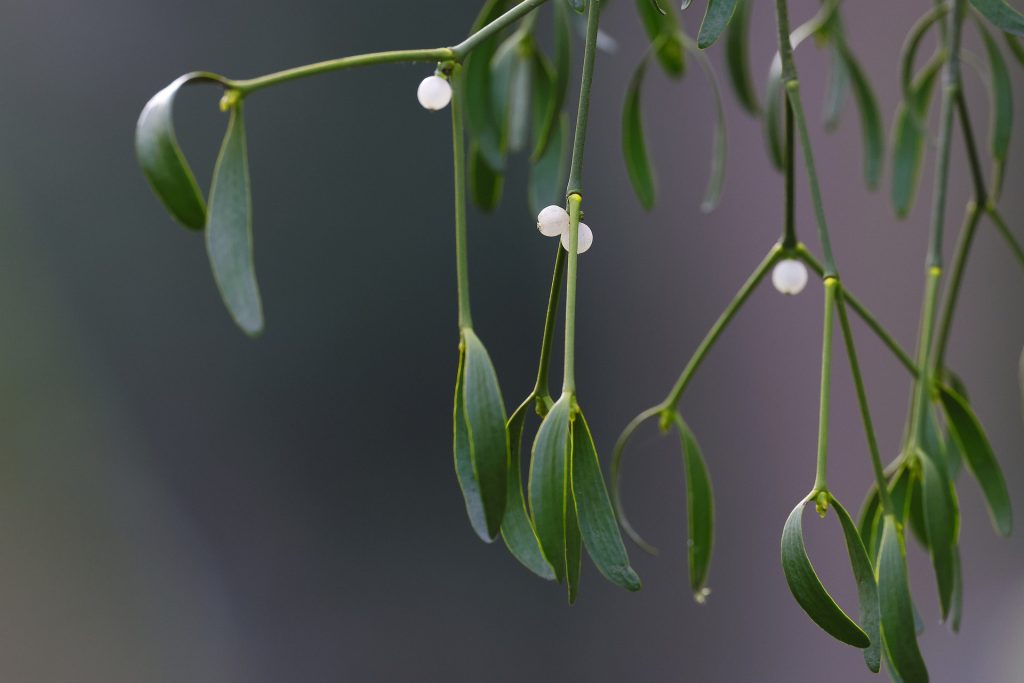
[813,279,838,492]
[451,68,472,330]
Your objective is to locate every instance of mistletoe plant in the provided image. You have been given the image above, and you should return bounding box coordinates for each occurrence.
[135,0,1023,680]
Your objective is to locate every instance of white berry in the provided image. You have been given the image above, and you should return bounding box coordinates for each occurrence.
[417,75,452,111]
[561,222,593,255]
[537,205,570,237]
[772,259,809,295]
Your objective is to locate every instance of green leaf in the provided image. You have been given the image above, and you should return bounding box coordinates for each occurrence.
[971,0,1024,36]
[464,0,511,171]
[724,0,760,115]
[501,401,556,580]
[469,143,505,212]
[681,37,728,212]
[567,0,586,13]
[674,417,714,597]
[878,516,929,683]
[836,44,884,190]
[938,385,1013,536]
[697,0,738,49]
[622,57,656,210]
[529,115,569,219]
[907,473,929,547]
[532,1,572,161]
[858,484,883,563]
[136,73,226,230]
[977,19,1014,195]
[635,0,686,78]
[832,498,882,673]
[529,394,573,582]
[206,101,264,336]
[1006,32,1024,63]
[566,477,583,602]
[781,497,871,649]
[459,329,510,540]
[890,57,942,218]
[454,348,490,541]
[571,410,642,592]
[822,43,849,130]
[504,42,534,154]
[918,449,959,621]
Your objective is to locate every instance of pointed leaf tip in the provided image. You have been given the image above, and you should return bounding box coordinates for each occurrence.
[697,0,739,50]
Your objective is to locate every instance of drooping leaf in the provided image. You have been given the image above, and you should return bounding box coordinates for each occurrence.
[907,473,929,547]
[532,0,572,161]
[529,394,573,582]
[675,417,714,598]
[977,19,1014,196]
[567,0,586,13]
[571,411,642,591]
[206,101,264,336]
[836,44,884,189]
[938,385,1012,536]
[832,498,882,673]
[504,42,535,154]
[566,478,583,603]
[918,449,960,621]
[877,516,929,683]
[681,36,728,212]
[136,73,226,230]
[900,5,947,101]
[502,401,556,579]
[1006,32,1024,63]
[636,0,686,78]
[781,498,871,649]
[858,483,883,563]
[724,0,760,115]
[469,143,505,212]
[464,0,511,171]
[890,57,942,218]
[970,0,1024,36]
[822,43,849,130]
[529,115,569,218]
[454,349,490,541]
[622,57,656,210]
[697,0,738,49]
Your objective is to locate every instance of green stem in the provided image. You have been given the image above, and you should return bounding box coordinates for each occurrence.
[782,97,797,249]
[451,67,472,330]
[228,0,552,94]
[814,278,838,493]
[534,245,567,405]
[986,207,1024,269]
[955,92,989,207]
[566,0,602,197]
[836,292,893,514]
[563,195,583,394]
[933,203,983,370]
[907,266,942,452]
[797,246,918,376]
[662,247,782,411]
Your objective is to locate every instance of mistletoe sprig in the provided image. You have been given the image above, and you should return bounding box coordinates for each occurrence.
[135,0,1024,679]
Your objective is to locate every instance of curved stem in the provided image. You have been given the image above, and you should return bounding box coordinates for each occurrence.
[532,246,567,405]
[663,247,782,410]
[814,278,838,493]
[451,67,472,330]
[452,0,551,60]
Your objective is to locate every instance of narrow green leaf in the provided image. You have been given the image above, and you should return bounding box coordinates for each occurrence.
[635,0,686,78]
[890,467,914,523]
[531,1,572,161]
[907,474,930,547]
[878,516,929,683]
[858,484,883,563]
[977,19,1013,196]
[918,449,959,621]
[724,0,760,115]
[529,116,568,219]
[501,402,556,579]
[781,498,871,649]
[622,57,656,210]
[566,479,583,602]
[464,0,511,171]
[454,348,490,541]
[970,0,1024,36]
[1006,32,1024,63]
[571,411,642,592]
[136,73,225,230]
[890,58,942,218]
[938,385,1013,536]
[832,498,881,673]
[822,43,849,130]
[681,37,728,212]
[460,329,510,540]
[206,102,263,336]
[675,418,713,597]
[529,394,573,582]
[950,547,964,632]
[837,44,884,190]
[505,45,534,154]
[697,0,738,49]
[469,143,505,212]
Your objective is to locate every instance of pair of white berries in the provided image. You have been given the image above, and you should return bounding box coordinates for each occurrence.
[772,259,808,295]
[537,205,594,254]
[417,74,453,111]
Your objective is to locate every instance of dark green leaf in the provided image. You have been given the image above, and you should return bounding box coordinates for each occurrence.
[837,44,884,189]
[1006,32,1024,63]
[918,449,959,621]
[501,401,556,579]
[469,143,505,212]
[529,115,568,218]
[454,349,490,541]
[781,498,871,649]
[206,101,264,336]
[900,5,948,102]
[636,0,686,78]
[681,37,728,212]
[970,0,1024,36]
[938,385,1012,536]
[464,0,511,171]
[571,411,642,591]
[858,484,883,563]
[532,1,572,161]
[822,43,849,130]
[832,498,882,673]
[697,0,738,49]
[878,516,929,683]
[977,19,1014,196]
[505,43,534,154]
[529,394,573,582]
[622,57,656,210]
[907,474,929,547]
[890,57,942,218]
[724,0,759,115]
[650,0,667,14]
[136,73,225,230]
[567,0,586,13]
[890,466,914,523]
[676,418,713,597]
[566,479,583,603]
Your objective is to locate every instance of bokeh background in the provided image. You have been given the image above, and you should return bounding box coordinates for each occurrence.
[0,1,1021,681]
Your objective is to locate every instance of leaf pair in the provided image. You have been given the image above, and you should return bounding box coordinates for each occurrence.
[136,74,264,336]
[453,329,511,542]
[529,395,641,602]
[781,494,880,673]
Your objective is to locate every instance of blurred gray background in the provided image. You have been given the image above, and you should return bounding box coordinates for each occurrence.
[0,0,1021,681]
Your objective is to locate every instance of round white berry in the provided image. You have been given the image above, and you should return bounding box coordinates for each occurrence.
[537,205,570,237]
[417,75,452,111]
[561,222,593,255]
[772,259,809,295]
